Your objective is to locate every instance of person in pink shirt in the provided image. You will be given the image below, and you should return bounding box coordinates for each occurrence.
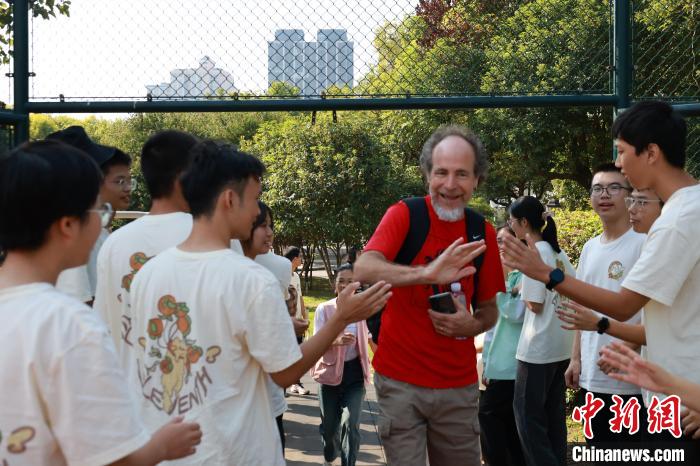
[312,263,371,466]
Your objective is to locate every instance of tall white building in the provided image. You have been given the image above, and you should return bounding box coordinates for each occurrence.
[268,29,354,96]
[146,56,237,99]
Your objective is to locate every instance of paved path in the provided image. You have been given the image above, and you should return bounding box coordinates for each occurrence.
[285,373,387,465]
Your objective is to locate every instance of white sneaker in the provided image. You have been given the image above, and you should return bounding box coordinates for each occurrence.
[295,384,310,395]
[288,385,299,395]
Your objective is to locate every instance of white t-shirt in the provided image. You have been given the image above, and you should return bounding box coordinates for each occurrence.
[516,241,576,364]
[291,272,304,319]
[130,247,302,466]
[94,212,192,376]
[0,283,149,466]
[55,265,92,303]
[254,251,293,418]
[577,228,645,395]
[623,184,700,406]
[56,228,109,302]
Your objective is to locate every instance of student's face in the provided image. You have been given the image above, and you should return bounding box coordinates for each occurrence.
[67,198,105,268]
[101,164,132,212]
[615,138,651,190]
[335,269,353,295]
[590,171,631,224]
[250,212,274,257]
[233,178,262,240]
[292,256,303,271]
[507,216,528,240]
[428,136,478,219]
[627,189,662,234]
[496,227,514,260]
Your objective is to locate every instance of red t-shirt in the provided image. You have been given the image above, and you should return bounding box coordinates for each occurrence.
[364,196,505,388]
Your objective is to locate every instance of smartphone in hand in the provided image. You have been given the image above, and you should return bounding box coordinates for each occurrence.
[428,292,457,314]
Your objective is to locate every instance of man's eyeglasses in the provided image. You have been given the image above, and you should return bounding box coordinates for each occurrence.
[624,197,662,210]
[111,177,137,191]
[590,183,632,197]
[88,203,113,228]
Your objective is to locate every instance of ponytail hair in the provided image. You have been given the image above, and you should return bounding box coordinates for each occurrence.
[508,196,561,253]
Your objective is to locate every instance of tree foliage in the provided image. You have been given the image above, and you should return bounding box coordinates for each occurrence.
[0,0,71,65]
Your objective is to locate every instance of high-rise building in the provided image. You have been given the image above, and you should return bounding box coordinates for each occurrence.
[268,29,353,96]
[146,56,237,99]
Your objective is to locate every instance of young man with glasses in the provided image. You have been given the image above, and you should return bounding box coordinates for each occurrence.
[503,101,700,459]
[626,189,663,234]
[49,126,133,303]
[563,163,647,449]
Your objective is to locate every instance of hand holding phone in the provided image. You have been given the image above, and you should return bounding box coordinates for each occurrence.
[428,292,457,314]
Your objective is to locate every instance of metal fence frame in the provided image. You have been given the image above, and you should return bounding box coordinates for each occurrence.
[1,0,698,148]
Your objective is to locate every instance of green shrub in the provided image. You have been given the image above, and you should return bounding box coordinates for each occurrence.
[553,209,602,267]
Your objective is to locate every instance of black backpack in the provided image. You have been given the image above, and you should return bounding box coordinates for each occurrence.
[366,197,486,345]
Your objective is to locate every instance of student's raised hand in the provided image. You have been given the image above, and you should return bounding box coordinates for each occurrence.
[557,301,599,331]
[682,409,700,439]
[336,281,392,326]
[428,293,481,338]
[599,342,671,394]
[424,238,486,285]
[501,234,551,283]
[152,416,202,460]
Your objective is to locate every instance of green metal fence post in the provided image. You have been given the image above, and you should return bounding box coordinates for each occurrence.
[13,0,30,145]
[612,0,632,159]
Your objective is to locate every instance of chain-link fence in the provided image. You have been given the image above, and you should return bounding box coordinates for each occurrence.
[687,118,700,178]
[633,0,699,101]
[15,0,616,104]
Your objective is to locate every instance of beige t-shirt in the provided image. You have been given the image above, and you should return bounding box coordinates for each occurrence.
[0,283,149,466]
[130,247,302,465]
[623,184,700,406]
[94,212,192,377]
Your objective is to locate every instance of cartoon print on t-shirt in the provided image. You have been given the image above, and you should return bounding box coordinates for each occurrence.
[1,426,36,464]
[141,294,220,415]
[608,261,624,280]
[121,252,152,295]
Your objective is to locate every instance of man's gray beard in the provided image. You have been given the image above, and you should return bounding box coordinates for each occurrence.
[430,193,465,222]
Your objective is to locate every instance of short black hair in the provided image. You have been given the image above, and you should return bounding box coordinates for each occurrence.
[283,246,301,261]
[612,101,687,169]
[101,148,132,175]
[180,140,265,218]
[0,140,102,256]
[592,162,622,176]
[141,130,199,199]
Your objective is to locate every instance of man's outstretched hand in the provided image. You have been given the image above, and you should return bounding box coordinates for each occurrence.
[423,237,486,285]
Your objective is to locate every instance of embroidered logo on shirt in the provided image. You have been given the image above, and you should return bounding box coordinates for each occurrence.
[139,294,221,415]
[608,261,625,280]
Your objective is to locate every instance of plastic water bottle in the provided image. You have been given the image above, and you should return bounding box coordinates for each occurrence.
[450,282,468,340]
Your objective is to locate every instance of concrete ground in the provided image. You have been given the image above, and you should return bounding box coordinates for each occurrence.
[284,373,387,466]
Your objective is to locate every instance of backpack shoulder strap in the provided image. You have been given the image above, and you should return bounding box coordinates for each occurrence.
[465,207,486,311]
[394,197,430,265]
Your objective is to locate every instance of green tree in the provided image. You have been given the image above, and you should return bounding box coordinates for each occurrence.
[241,114,409,284]
[0,0,71,65]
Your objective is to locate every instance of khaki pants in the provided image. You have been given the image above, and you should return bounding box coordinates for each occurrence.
[374,373,481,466]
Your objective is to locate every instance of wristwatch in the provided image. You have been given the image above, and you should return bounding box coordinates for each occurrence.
[597,317,610,334]
[545,268,565,291]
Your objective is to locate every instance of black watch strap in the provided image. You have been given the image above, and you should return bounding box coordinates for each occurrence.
[597,317,610,334]
[545,268,565,291]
